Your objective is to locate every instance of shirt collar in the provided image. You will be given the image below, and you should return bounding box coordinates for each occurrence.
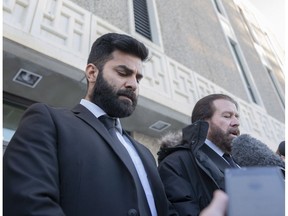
[205,139,225,157]
[80,99,122,133]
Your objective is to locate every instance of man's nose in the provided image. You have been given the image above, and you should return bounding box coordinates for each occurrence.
[231,116,240,126]
[125,76,138,90]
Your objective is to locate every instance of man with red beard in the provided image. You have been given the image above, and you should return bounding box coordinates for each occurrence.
[3,33,176,216]
[157,94,240,216]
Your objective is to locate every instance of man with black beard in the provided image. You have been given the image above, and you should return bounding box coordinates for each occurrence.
[3,33,175,216]
[157,94,240,216]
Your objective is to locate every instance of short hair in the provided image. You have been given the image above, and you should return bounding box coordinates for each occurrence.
[87,33,149,71]
[191,94,238,123]
[277,141,285,156]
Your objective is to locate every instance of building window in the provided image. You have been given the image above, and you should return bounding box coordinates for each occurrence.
[3,102,25,152]
[131,0,162,47]
[229,39,259,104]
[266,67,285,107]
[213,0,224,15]
[3,92,36,152]
[133,0,152,41]
[238,7,258,43]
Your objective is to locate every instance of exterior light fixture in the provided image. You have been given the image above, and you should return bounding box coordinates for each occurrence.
[149,120,171,132]
[13,69,42,88]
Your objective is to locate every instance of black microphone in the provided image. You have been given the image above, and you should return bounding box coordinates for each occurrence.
[231,134,285,168]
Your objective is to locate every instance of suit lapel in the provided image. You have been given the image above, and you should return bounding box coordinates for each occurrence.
[72,104,139,178]
[127,137,167,215]
[201,144,230,173]
[122,131,159,187]
[72,104,152,214]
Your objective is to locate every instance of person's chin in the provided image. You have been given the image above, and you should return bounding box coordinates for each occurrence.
[118,101,136,115]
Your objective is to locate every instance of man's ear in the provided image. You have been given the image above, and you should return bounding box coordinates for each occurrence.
[85,63,99,83]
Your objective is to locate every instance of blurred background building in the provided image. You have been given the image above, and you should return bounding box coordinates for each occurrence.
[3,0,285,157]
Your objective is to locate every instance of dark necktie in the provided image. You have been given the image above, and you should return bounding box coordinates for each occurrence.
[98,115,121,141]
[223,153,238,168]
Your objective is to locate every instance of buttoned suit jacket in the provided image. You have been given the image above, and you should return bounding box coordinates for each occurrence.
[3,103,172,216]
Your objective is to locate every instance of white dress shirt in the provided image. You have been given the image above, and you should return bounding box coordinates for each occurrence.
[205,139,225,157]
[205,139,240,167]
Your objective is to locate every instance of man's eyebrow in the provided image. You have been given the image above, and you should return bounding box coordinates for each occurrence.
[222,111,240,117]
[115,65,143,78]
[115,65,133,73]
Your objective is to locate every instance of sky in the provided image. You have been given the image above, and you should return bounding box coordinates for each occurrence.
[247,0,285,49]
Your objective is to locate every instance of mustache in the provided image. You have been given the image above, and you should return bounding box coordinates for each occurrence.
[228,128,240,136]
[117,89,137,101]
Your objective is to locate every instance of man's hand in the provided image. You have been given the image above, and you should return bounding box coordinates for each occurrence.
[200,190,228,216]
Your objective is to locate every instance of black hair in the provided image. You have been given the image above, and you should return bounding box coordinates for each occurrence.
[87,33,149,72]
[277,141,285,156]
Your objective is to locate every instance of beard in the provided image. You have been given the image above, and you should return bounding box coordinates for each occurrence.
[208,122,236,153]
[92,71,138,118]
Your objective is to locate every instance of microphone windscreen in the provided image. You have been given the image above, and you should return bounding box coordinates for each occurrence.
[232,134,285,168]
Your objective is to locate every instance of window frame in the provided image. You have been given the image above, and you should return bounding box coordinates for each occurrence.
[129,0,163,50]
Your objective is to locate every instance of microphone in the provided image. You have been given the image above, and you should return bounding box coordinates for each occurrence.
[231,134,285,168]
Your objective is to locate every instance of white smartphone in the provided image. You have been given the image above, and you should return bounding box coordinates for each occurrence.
[225,167,285,216]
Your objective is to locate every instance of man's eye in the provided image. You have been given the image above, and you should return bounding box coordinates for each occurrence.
[117,70,126,75]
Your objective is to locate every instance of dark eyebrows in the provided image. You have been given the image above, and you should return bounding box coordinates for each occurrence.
[115,65,143,80]
[115,65,131,71]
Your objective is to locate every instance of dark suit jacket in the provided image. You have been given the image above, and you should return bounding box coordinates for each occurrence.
[3,103,173,216]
